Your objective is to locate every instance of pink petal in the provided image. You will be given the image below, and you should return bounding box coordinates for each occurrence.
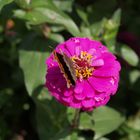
[90,40,102,49]
[46,54,58,68]
[102,52,116,60]
[95,95,110,107]
[74,92,86,100]
[82,98,95,108]
[70,98,82,108]
[61,96,73,104]
[79,38,92,51]
[82,81,95,98]
[91,59,104,67]
[64,39,77,56]
[75,46,80,56]
[74,81,83,94]
[88,48,101,60]
[93,61,121,77]
[88,77,113,92]
[98,45,108,53]
[63,89,73,97]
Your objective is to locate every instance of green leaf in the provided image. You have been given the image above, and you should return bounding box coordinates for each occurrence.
[111,9,121,25]
[19,34,54,96]
[79,106,125,139]
[89,9,121,52]
[127,111,140,131]
[51,25,65,33]
[120,45,139,66]
[90,19,106,40]
[54,0,73,12]
[76,6,89,26]
[61,132,86,140]
[14,1,80,36]
[20,50,48,95]
[34,98,70,140]
[0,0,13,11]
[129,70,140,84]
[67,108,76,124]
[80,25,92,38]
[97,137,110,140]
[34,87,52,101]
[79,113,94,130]
[92,106,125,139]
[103,9,121,52]
[48,33,64,43]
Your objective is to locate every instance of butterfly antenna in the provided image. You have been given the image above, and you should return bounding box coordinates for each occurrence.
[59,48,65,55]
[48,45,54,51]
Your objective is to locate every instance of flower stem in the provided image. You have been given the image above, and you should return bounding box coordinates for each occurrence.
[71,109,81,129]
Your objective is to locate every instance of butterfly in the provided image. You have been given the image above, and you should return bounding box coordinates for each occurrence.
[53,51,77,88]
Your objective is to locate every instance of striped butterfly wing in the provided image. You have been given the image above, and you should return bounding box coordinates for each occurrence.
[62,53,77,83]
[53,51,76,88]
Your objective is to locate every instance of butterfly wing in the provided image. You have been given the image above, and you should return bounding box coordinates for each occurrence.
[62,53,77,83]
[53,51,76,88]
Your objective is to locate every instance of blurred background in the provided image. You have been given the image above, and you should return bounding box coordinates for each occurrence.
[0,0,140,140]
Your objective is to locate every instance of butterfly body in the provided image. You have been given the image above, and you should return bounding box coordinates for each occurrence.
[53,51,77,88]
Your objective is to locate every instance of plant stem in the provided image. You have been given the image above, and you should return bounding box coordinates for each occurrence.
[71,109,81,129]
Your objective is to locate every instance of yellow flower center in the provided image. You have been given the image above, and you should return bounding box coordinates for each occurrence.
[71,51,94,79]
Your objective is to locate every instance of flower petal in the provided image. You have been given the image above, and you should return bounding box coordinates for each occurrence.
[74,92,86,100]
[82,98,95,108]
[70,98,81,108]
[91,59,104,67]
[93,61,121,77]
[82,81,95,98]
[74,81,83,94]
[88,77,113,92]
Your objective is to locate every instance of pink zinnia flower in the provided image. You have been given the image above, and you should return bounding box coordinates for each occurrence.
[45,37,121,111]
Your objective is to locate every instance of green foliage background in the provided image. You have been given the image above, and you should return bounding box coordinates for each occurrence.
[0,0,140,140]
